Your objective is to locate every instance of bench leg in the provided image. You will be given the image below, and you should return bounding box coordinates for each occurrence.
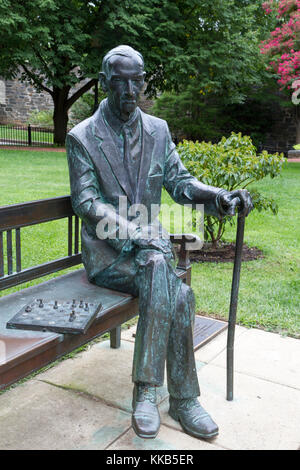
[110,326,121,349]
[186,267,192,286]
[183,267,192,286]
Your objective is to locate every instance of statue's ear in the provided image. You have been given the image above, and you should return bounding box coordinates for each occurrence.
[99,72,108,92]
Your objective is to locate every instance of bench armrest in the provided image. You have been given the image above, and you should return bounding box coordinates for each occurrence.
[170,233,201,270]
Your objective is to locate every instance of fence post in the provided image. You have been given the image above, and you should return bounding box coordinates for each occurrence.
[27,124,32,146]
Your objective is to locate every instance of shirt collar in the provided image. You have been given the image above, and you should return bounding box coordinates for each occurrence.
[102,98,140,137]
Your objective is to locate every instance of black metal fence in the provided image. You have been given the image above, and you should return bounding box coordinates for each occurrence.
[0,124,54,147]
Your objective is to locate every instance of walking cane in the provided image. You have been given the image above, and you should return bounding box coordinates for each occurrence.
[226,209,246,401]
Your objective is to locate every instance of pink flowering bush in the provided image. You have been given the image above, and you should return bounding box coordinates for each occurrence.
[260,1,300,91]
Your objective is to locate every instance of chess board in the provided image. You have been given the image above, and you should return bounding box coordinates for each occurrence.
[6,299,102,334]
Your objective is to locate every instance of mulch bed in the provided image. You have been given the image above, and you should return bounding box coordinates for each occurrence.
[188,242,264,263]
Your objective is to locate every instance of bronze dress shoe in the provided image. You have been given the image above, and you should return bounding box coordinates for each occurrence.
[169,397,219,439]
[132,383,160,439]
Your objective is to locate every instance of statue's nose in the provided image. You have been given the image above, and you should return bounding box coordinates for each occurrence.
[126,80,134,96]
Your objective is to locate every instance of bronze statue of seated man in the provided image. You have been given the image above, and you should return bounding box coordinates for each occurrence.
[66,45,253,440]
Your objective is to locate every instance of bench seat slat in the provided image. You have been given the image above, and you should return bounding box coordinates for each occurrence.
[0,333,61,374]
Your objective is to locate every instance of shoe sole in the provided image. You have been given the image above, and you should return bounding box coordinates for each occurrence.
[168,409,219,440]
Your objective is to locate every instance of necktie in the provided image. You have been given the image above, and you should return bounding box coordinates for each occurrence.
[122,126,134,193]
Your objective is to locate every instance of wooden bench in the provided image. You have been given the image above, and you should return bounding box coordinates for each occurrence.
[0,196,193,391]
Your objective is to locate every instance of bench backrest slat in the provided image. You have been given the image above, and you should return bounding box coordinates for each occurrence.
[0,231,4,277]
[0,196,73,231]
[0,196,82,292]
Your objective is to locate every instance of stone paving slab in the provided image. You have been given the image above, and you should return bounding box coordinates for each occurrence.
[209,328,300,389]
[1,325,299,450]
[194,325,248,364]
[37,340,169,413]
[159,363,300,450]
[106,425,223,451]
[121,324,137,343]
[0,380,131,450]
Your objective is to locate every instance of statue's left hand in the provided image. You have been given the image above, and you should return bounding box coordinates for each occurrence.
[218,189,253,217]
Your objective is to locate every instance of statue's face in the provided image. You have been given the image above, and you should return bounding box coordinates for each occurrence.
[102,54,145,121]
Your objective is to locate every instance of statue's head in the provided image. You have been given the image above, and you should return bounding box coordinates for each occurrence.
[99,45,146,122]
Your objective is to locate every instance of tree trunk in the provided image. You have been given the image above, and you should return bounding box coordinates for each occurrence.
[52,80,97,145]
[93,79,99,114]
[52,86,70,145]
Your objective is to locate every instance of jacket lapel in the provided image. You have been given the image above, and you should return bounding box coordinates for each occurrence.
[136,112,156,204]
[92,106,135,203]
[91,104,156,205]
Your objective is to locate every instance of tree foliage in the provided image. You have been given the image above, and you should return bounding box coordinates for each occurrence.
[260,0,300,141]
[0,0,203,143]
[0,0,277,144]
[151,85,279,146]
[260,0,300,91]
[151,0,279,144]
[177,132,285,247]
[172,0,276,103]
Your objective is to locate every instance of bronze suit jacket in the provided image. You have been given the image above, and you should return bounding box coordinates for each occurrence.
[66,99,222,282]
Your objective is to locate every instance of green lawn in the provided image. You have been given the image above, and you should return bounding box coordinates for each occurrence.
[0,149,72,292]
[0,148,299,338]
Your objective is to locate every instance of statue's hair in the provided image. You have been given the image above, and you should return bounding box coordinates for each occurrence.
[102,45,144,76]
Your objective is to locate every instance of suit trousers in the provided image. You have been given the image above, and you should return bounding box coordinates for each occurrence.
[94,247,200,399]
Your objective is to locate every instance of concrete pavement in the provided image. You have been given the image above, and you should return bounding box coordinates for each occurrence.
[0,323,299,450]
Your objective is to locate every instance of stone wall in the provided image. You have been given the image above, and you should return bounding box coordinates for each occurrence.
[0,78,53,125]
[262,98,297,155]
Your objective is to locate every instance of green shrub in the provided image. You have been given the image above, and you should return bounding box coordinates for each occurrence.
[177,132,285,248]
[69,89,106,126]
[27,110,53,127]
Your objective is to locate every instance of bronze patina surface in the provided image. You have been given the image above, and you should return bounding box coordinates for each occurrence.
[66,45,253,440]
[7,299,102,335]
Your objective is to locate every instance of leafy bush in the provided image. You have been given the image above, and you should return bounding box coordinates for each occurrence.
[177,132,285,247]
[151,87,227,143]
[69,89,106,126]
[27,110,53,127]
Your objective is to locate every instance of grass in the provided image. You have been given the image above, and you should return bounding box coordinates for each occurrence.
[0,148,299,338]
[0,149,73,293]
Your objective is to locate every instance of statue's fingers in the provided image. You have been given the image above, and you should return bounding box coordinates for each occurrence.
[228,197,241,216]
[240,191,253,217]
[220,193,233,213]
